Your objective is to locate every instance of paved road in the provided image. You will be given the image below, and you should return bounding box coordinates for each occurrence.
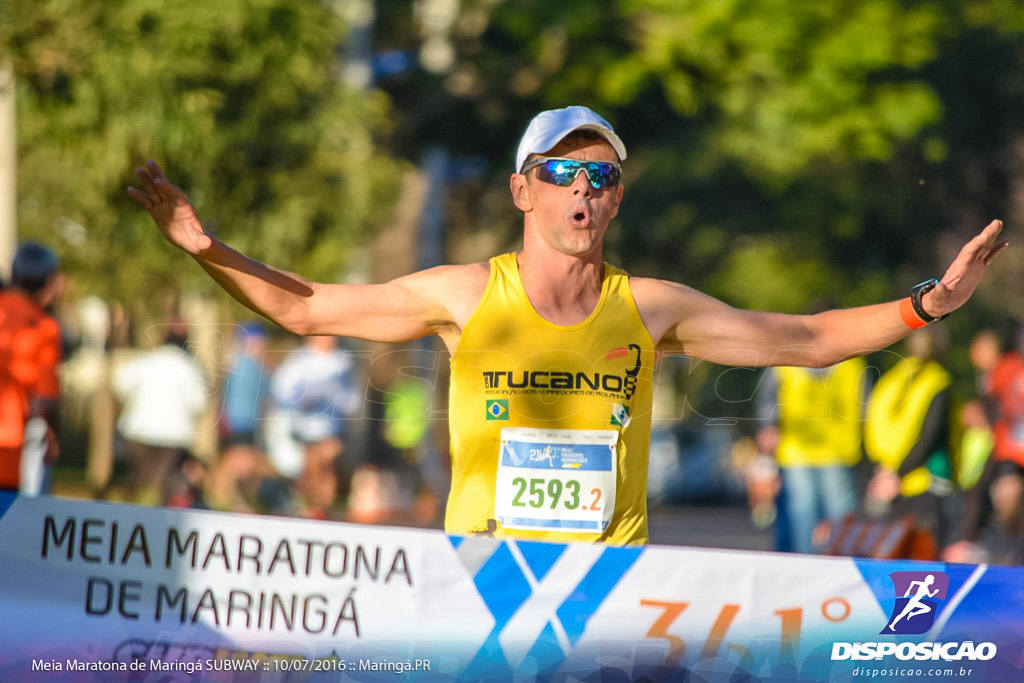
[647,503,775,552]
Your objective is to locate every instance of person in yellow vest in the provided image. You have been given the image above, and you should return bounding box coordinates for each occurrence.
[128,106,1006,545]
[757,357,868,554]
[863,327,954,551]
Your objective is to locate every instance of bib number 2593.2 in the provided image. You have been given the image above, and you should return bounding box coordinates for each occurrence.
[495,427,617,533]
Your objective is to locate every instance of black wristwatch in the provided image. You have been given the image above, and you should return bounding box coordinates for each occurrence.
[910,279,948,324]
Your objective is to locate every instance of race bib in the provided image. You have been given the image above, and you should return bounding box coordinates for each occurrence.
[495,427,618,533]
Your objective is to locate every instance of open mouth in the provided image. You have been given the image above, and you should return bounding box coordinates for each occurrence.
[569,204,591,226]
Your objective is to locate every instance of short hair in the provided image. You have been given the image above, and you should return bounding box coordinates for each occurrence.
[11,243,59,294]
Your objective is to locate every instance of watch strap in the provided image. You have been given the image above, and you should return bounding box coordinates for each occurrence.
[899,297,928,329]
[909,279,947,324]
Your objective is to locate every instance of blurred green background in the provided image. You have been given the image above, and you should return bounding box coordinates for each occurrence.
[4,0,1024,483]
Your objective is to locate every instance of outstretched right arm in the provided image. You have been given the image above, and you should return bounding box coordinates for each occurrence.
[127,161,466,343]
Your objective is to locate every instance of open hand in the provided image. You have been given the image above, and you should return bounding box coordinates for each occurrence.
[127,161,213,255]
[927,220,1008,317]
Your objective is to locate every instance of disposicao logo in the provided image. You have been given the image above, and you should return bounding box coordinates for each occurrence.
[882,571,948,635]
[831,570,997,663]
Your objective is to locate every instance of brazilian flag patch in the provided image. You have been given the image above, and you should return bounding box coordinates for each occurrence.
[486,399,509,421]
[611,403,630,427]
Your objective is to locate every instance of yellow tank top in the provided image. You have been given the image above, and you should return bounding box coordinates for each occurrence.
[773,359,866,468]
[864,357,951,497]
[447,253,656,545]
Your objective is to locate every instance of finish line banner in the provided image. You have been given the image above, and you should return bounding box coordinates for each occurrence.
[0,492,1022,682]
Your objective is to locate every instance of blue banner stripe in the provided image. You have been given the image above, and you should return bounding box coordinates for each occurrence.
[515,540,566,582]
[525,621,565,673]
[0,491,15,521]
[461,633,513,681]
[462,542,536,678]
[473,543,532,626]
[558,546,643,647]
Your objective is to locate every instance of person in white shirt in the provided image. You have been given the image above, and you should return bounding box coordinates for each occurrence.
[263,334,363,517]
[113,322,210,505]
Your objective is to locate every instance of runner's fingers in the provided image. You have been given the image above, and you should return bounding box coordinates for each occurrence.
[135,161,179,203]
[133,165,159,195]
[975,220,1007,259]
[946,220,1007,278]
[153,177,180,203]
[144,159,167,181]
[125,186,152,209]
[965,220,1001,254]
[984,240,1009,265]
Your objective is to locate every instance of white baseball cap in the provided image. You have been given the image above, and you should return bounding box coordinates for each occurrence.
[514,105,627,173]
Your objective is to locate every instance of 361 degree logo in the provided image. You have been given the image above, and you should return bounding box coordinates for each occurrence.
[882,571,949,635]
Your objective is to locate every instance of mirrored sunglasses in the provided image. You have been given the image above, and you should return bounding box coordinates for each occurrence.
[521,156,622,189]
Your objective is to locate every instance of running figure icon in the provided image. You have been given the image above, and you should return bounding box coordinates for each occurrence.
[887,574,939,631]
[530,446,556,468]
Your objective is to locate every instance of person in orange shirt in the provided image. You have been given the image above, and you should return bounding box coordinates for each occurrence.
[969,323,1024,561]
[0,243,64,492]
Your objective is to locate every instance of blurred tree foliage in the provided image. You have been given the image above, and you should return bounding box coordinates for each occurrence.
[377,0,1024,317]
[5,0,1024,363]
[370,0,1024,410]
[3,0,402,311]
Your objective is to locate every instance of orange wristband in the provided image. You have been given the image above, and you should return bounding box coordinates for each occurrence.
[899,297,928,329]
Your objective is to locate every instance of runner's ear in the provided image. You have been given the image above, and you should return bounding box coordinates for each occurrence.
[510,173,533,213]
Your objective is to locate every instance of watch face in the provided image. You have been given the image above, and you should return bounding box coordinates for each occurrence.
[911,279,942,323]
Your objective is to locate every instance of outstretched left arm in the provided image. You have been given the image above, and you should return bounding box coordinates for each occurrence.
[640,220,1008,367]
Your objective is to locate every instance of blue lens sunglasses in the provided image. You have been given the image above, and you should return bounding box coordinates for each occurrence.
[521,156,622,189]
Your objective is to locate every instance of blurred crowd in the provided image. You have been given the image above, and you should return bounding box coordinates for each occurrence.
[3,241,1024,565]
[1,241,447,529]
[105,320,449,528]
[744,324,1024,565]
[104,316,448,527]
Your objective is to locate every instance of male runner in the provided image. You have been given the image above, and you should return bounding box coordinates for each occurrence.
[129,106,1007,545]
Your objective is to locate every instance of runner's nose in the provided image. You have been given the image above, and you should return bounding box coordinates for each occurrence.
[571,169,593,196]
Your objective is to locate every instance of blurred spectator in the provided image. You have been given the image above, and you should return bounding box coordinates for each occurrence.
[954,331,1001,494]
[219,321,270,448]
[164,449,210,509]
[949,323,1024,563]
[0,243,65,494]
[756,357,868,554]
[863,327,954,554]
[969,329,1002,397]
[944,331,1000,562]
[203,439,302,516]
[113,320,210,505]
[264,335,363,518]
[957,400,994,493]
[737,435,781,531]
[348,376,446,526]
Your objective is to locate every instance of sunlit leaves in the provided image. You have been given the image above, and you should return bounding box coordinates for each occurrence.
[8,0,399,305]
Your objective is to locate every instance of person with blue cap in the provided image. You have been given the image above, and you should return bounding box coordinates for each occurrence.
[129,106,1007,546]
